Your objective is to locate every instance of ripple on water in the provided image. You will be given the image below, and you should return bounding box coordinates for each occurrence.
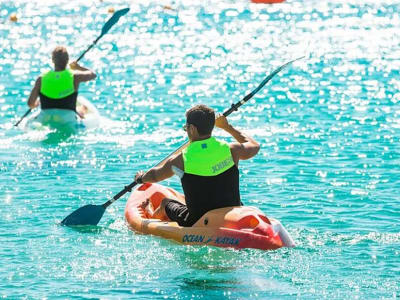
[1,0,400,299]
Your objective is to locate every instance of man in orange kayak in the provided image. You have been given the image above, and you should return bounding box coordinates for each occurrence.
[135,104,260,227]
[27,46,96,118]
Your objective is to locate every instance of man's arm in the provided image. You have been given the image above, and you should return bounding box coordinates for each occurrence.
[215,115,260,163]
[27,77,41,109]
[70,61,96,90]
[135,154,184,183]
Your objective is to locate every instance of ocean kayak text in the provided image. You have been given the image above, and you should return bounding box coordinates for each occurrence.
[182,234,240,246]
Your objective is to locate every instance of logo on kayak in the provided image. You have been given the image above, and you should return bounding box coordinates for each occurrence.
[182,234,205,243]
[214,236,240,246]
[182,234,240,246]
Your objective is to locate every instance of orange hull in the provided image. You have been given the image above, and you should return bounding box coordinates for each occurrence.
[125,183,295,251]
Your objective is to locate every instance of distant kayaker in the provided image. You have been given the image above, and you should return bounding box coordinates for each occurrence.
[27,46,96,118]
[135,104,260,227]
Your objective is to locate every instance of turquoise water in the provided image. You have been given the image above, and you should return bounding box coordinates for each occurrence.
[1,0,399,298]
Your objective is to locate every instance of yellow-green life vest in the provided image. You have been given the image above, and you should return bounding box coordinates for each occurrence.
[182,137,234,176]
[40,70,75,99]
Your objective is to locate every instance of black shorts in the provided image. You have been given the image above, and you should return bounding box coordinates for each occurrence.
[164,199,193,227]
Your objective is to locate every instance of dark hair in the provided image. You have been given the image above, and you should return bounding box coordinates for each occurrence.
[52,46,69,70]
[186,104,215,135]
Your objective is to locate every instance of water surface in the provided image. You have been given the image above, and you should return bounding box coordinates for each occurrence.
[0,0,399,298]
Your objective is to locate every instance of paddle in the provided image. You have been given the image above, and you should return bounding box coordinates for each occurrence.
[75,8,130,62]
[61,56,303,226]
[14,8,130,127]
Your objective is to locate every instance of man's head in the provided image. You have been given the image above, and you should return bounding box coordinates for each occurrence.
[52,46,69,70]
[185,104,215,140]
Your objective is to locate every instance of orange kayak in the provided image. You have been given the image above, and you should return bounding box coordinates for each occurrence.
[125,183,295,251]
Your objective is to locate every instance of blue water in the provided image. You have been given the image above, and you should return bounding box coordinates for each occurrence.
[1,0,399,298]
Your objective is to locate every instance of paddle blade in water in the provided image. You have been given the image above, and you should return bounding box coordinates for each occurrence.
[61,204,105,226]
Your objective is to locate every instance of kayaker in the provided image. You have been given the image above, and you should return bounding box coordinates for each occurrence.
[135,104,260,227]
[27,46,96,118]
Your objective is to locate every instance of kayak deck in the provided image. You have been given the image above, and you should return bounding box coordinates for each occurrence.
[21,97,100,131]
[125,183,295,251]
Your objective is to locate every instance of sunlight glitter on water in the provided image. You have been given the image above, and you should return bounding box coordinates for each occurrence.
[1,0,400,299]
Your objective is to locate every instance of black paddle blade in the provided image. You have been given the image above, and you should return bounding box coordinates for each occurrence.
[101,8,130,36]
[61,204,106,226]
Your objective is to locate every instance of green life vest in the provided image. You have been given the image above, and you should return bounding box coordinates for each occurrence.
[182,137,234,176]
[40,69,75,99]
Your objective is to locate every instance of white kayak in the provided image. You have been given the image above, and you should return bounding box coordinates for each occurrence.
[22,97,100,131]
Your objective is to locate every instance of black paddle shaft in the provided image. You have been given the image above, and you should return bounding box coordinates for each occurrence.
[103,181,138,208]
[14,108,32,127]
[223,56,304,117]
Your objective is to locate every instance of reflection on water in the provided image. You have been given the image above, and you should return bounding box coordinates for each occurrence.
[0,0,399,299]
